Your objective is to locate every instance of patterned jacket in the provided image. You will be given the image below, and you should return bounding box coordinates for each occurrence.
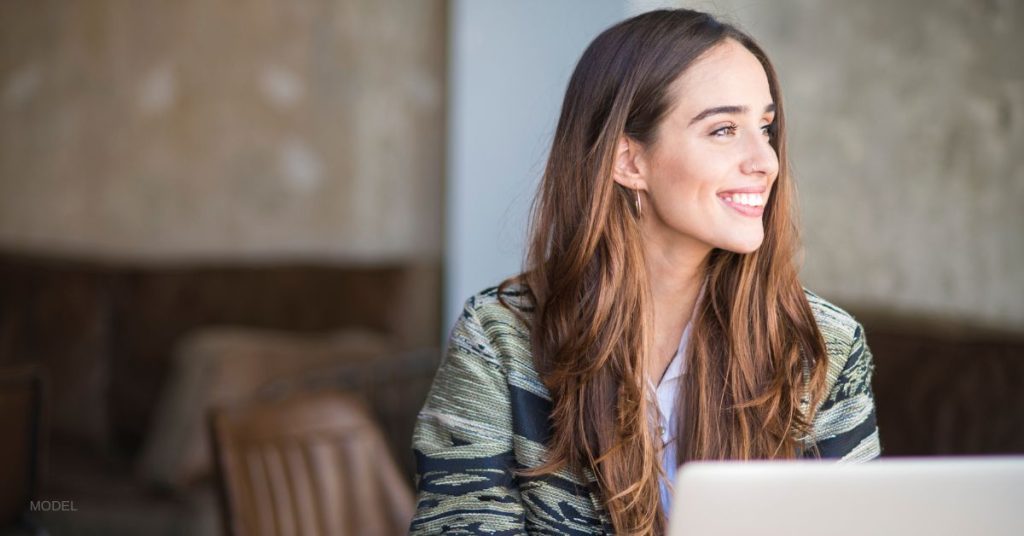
[409,285,881,534]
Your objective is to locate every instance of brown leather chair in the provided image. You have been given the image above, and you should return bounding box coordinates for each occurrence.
[209,392,414,536]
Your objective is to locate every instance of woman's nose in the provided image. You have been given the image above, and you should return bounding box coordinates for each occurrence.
[743,133,778,177]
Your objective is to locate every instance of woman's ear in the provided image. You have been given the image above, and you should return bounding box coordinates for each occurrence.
[611,136,648,191]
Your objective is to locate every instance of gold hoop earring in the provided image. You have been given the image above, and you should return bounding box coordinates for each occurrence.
[634,189,642,218]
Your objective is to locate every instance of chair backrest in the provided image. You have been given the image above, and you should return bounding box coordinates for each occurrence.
[0,365,44,526]
[210,392,414,536]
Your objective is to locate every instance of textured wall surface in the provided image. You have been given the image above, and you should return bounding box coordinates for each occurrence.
[698,0,1023,330]
[0,0,445,262]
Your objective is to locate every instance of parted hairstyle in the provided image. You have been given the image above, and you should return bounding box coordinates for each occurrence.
[498,8,830,535]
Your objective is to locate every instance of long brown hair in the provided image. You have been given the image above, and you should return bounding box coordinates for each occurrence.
[498,9,829,534]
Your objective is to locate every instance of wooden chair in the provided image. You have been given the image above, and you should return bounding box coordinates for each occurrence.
[209,392,414,536]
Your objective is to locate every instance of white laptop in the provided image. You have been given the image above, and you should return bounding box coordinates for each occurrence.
[668,456,1024,536]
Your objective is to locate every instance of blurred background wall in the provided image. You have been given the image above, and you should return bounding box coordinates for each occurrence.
[447,0,1024,332]
[1,0,444,262]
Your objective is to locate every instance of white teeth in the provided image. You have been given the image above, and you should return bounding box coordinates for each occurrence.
[721,193,764,207]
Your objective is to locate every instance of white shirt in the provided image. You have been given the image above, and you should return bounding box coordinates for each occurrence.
[654,320,691,515]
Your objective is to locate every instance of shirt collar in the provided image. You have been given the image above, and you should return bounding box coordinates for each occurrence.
[659,323,691,386]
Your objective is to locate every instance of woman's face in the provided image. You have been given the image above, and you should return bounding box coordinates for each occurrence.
[636,38,779,256]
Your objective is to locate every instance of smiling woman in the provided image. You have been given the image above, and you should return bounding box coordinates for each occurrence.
[411,8,880,535]
[615,38,782,258]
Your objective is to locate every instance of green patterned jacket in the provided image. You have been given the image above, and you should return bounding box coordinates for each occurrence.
[409,285,881,534]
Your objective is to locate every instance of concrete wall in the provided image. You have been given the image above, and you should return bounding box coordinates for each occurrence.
[0,0,445,263]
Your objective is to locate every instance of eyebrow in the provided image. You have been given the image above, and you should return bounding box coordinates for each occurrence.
[688,103,776,126]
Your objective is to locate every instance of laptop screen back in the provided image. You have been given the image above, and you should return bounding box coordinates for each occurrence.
[668,456,1024,536]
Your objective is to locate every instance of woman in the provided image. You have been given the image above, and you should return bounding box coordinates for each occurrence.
[411,8,880,535]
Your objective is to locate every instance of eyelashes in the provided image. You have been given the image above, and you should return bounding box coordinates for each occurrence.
[710,122,776,138]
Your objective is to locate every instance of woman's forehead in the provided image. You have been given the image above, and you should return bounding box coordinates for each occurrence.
[667,40,774,119]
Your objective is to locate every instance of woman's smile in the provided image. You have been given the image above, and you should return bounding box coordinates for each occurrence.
[717,188,768,217]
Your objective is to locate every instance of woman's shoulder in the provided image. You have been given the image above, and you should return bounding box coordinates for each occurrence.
[801,288,880,460]
[452,282,535,358]
[802,287,873,398]
[458,282,535,326]
[453,283,551,403]
[802,287,864,351]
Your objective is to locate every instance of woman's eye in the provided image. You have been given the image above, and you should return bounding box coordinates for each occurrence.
[711,125,736,138]
[710,123,774,138]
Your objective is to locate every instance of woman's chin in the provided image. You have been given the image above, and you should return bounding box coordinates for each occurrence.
[719,234,765,255]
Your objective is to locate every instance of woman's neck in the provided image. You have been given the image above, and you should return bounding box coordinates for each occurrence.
[643,233,710,384]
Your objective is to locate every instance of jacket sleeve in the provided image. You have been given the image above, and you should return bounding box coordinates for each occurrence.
[810,322,882,462]
[408,299,527,535]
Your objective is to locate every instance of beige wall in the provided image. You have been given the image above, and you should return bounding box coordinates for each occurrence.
[689,0,1023,331]
[0,0,445,263]
[3,1,1021,330]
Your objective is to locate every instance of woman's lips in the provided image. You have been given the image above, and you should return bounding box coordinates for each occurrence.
[718,195,765,217]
